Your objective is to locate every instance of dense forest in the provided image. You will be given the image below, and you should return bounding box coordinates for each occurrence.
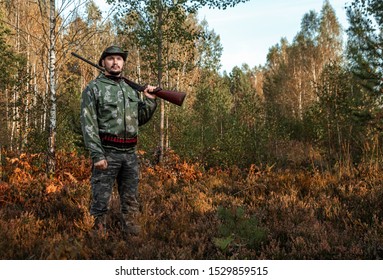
[1,0,383,259]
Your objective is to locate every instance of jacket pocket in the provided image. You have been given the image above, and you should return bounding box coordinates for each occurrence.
[99,101,119,120]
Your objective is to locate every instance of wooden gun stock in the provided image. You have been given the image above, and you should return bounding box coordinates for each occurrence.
[152,89,186,107]
[71,52,186,106]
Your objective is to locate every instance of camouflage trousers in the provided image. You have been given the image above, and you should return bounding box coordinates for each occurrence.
[90,150,139,220]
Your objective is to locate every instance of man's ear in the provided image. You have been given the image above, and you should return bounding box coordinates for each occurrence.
[101,60,105,67]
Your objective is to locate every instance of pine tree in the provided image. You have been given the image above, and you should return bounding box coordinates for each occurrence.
[346,0,383,95]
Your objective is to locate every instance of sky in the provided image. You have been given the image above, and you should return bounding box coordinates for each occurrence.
[98,0,351,73]
[196,0,351,72]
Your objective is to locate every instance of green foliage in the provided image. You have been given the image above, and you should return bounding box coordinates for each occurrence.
[260,0,375,168]
[344,0,383,166]
[0,16,19,89]
[197,19,223,71]
[56,77,84,152]
[308,64,353,158]
[213,235,234,252]
[3,0,383,173]
[214,206,267,252]
[179,65,268,168]
[346,0,383,95]
[108,0,250,13]
[0,14,32,150]
[112,0,202,82]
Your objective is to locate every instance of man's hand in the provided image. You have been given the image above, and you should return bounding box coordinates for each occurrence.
[94,159,108,170]
[144,85,157,99]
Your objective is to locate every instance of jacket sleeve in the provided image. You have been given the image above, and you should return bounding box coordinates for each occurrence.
[80,84,105,163]
[138,97,157,126]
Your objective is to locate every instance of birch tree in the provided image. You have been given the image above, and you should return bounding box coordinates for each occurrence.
[43,0,115,174]
[46,0,57,175]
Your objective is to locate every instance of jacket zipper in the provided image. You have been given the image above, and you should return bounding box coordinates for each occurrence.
[119,82,127,141]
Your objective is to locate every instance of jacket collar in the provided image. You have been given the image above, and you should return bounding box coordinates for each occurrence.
[97,73,123,85]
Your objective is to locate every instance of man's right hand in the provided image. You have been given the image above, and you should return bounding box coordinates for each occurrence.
[94,159,108,170]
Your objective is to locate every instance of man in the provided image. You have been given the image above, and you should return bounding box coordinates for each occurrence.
[80,46,157,235]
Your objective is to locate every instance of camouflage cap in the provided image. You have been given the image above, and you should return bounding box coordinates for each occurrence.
[98,46,128,66]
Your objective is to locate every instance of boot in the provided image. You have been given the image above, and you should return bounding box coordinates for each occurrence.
[121,213,141,236]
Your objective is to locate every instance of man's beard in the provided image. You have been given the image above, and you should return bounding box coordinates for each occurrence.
[105,65,122,76]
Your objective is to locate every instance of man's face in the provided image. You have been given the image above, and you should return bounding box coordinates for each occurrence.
[102,55,124,76]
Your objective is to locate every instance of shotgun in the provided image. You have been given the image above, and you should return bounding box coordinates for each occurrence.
[71,52,186,106]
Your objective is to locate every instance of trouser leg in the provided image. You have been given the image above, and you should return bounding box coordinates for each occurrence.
[117,152,140,235]
[90,152,122,225]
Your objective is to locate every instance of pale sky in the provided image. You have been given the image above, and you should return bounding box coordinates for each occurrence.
[197,0,350,72]
[98,0,351,73]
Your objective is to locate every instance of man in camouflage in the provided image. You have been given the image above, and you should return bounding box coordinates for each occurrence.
[80,46,157,235]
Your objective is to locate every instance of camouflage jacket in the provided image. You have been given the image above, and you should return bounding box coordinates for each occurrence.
[80,73,157,163]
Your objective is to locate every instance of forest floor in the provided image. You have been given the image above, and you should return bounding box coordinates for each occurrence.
[1,151,383,259]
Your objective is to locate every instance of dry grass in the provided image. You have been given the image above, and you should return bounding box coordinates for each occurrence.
[0,150,383,259]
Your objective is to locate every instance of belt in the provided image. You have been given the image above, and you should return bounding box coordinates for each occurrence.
[100,133,137,149]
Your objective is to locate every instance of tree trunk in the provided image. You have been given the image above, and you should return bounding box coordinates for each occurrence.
[137,48,141,83]
[157,0,164,163]
[47,0,56,175]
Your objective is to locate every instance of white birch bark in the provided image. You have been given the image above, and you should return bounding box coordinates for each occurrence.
[47,0,56,175]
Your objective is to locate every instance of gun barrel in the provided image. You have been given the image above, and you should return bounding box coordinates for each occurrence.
[71,52,104,72]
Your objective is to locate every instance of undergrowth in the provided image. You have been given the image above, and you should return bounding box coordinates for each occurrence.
[0,150,383,259]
